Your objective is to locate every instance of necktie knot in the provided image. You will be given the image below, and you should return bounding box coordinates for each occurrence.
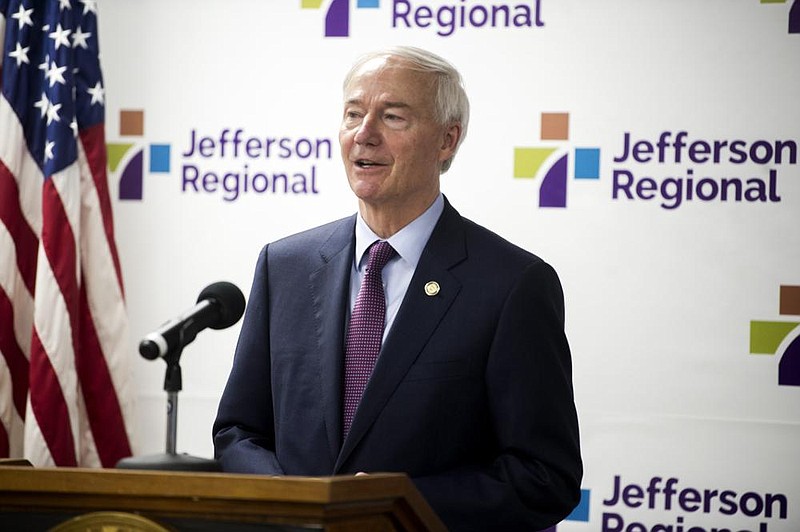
[365,240,395,274]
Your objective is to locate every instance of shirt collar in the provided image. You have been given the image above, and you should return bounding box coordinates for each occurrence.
[354,193,445,271]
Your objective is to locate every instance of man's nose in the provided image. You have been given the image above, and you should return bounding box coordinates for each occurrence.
[353,114,380,146]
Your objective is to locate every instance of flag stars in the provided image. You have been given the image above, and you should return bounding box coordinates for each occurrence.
[87,81,105,106]
[80,0,98,16]
[11,5,34,30]
[49,24,72,50]
[9,42,31,67]
[39,54,51,76]
[34,93,50,118]
[72,27,91,49]
[59,0,72,10]
[46,101,63,125]
[46,60,67,87]
[33,94,64,126]
[44,141,56,162]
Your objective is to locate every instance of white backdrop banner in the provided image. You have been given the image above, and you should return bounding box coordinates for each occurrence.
[99,1,799,530]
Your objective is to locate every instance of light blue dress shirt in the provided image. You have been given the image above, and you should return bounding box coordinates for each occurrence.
[349,193,445,341]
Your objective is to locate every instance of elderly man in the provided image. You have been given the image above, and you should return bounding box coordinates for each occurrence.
[213,46,582,531]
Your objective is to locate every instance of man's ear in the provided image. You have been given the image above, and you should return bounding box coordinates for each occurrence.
[440,123,462,160]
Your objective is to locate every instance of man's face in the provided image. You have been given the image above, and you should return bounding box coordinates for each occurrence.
[339,57,459,216]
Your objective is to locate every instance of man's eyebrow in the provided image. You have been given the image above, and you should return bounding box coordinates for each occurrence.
[383,101,411,111]
[343,97,411,110]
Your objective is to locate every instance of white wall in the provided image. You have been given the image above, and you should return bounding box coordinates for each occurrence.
[100,1,800,529]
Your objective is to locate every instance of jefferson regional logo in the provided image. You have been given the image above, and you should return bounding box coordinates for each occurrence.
[599,475,789,531]
[301,0,545,38]
[514,111,797,210]
[300,0,796,38]
[108,109,334,202]
[547,475,790,531]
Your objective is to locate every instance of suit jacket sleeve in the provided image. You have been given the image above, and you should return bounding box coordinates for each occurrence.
[212,245,285,474]
[412,260,582,531]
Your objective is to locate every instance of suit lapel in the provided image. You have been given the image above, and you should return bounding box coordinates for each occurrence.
[309,216,356,465]
[335,201,467,470]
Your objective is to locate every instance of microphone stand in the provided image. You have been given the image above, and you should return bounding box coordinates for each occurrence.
[116,327,221,472]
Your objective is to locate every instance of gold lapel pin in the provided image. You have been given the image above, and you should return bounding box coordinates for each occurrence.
[424,281,440,297]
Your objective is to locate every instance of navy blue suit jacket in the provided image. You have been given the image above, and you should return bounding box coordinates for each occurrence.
[213,199,582,531]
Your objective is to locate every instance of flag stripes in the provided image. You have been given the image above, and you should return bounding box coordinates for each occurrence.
[1,0,134,467]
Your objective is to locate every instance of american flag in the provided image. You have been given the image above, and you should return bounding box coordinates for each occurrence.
[0,0,134,466]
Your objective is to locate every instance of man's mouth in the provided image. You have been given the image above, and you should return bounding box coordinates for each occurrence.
[355,159,385,169]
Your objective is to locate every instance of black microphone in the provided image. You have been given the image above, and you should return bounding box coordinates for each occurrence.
[139,281,246,360]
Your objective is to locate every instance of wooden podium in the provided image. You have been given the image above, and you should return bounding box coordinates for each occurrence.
[0,466,446,531]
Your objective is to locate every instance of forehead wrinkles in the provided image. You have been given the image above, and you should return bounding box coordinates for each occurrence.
[344,60,437,113]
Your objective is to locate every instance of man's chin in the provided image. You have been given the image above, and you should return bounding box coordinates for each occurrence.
[348,177,389,201]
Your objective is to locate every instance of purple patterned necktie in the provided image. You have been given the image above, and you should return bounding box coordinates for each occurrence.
[343,240,396,438]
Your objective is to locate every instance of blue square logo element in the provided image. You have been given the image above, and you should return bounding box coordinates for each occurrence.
[149,144,170,173]
[574,148,600,179]
[358,0,380,7]
[566,489,591,522]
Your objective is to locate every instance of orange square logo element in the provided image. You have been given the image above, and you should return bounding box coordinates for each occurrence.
[120,110,144,136]
[780,285,800,316]
[541,112,569,141]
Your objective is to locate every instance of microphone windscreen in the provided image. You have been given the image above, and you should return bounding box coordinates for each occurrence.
[197,281,246,330]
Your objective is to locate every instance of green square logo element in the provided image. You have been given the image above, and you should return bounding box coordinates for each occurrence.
[514,147,556,178]
[750,321,800,354]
